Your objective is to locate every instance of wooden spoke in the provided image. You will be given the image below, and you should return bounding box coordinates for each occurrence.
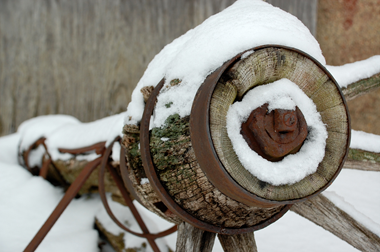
[342,72,380,101]
[218,232,257,252]
[291,194,380,252]
[175,222,216,252]
[343,148,380,172]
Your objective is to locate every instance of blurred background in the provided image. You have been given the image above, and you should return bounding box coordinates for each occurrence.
[0,0,379,137]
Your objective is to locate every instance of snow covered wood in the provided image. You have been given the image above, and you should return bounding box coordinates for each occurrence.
[120,0,351,241]
[52,159,125,203]
[343,130,380,171]
[209,47,348,202]
[121,45,350,236]
[342,72,380,101]
[291,194,380,252]
[2,0,380,251]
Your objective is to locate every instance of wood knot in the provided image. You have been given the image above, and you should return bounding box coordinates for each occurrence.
[240,103,308,162]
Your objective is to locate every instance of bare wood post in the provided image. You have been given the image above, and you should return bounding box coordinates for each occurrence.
[218,232,258,252]
[175,222,216,252]
[291,194,380,252]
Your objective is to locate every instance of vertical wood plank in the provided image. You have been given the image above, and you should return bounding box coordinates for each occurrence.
[175,222,216,252]
[0,0,235,136]
[0,0,318,137]
[218,233,258,252]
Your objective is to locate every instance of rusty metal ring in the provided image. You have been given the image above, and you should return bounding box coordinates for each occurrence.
[190,44,351,207]
[140,78,291,234]
[98,136,177,241]
[119,142,144,205]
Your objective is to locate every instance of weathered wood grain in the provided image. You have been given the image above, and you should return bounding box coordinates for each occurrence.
[218,232,258,252]
[175,222,216,252]
[122,126,182,224]
[148,114,284,228]
[344,160,380,171]
[0,0,317,137]
[0,0,235,136]
[291,194,380,252]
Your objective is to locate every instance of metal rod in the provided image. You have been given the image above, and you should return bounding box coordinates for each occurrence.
[24,156,102,252]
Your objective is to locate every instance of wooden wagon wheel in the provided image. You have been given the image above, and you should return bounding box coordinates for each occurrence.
[122,44,380,251]
[18,45,379,252]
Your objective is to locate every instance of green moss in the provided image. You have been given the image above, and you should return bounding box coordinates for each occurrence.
[150,114,194,190]
[165,102,173,108]
[126,132,147,180]
[151,114,189,139]
[170,79,181,86]
[348,148,380,163]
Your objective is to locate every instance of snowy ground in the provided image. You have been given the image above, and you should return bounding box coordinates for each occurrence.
[1,103,378,252]
[0,130,379,252]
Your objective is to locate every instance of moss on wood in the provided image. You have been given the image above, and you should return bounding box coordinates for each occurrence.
[347,148,380,163]
[122,124,182,224]
[149,114,285,228]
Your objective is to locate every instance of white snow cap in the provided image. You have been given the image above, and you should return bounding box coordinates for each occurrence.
[227,79,328,186]
[327,55,380,88]
[45,112,125,161]
[124,0,325,128]
[17,115,80,152]
[350,130,380,153]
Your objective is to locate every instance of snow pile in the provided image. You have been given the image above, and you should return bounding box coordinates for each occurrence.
[0,133,20,164]
[227,79,327,185]
[3,154,376,251]
[14,113,125,163]
[0,158,171,252]
[18,115,80,152]
[327,55,380,88]
[124,0,325,128]
[45,112,125,161]
[350,130,380,153]
[0,161,99,252]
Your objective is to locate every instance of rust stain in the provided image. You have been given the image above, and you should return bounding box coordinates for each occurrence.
[343,0,358,30]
